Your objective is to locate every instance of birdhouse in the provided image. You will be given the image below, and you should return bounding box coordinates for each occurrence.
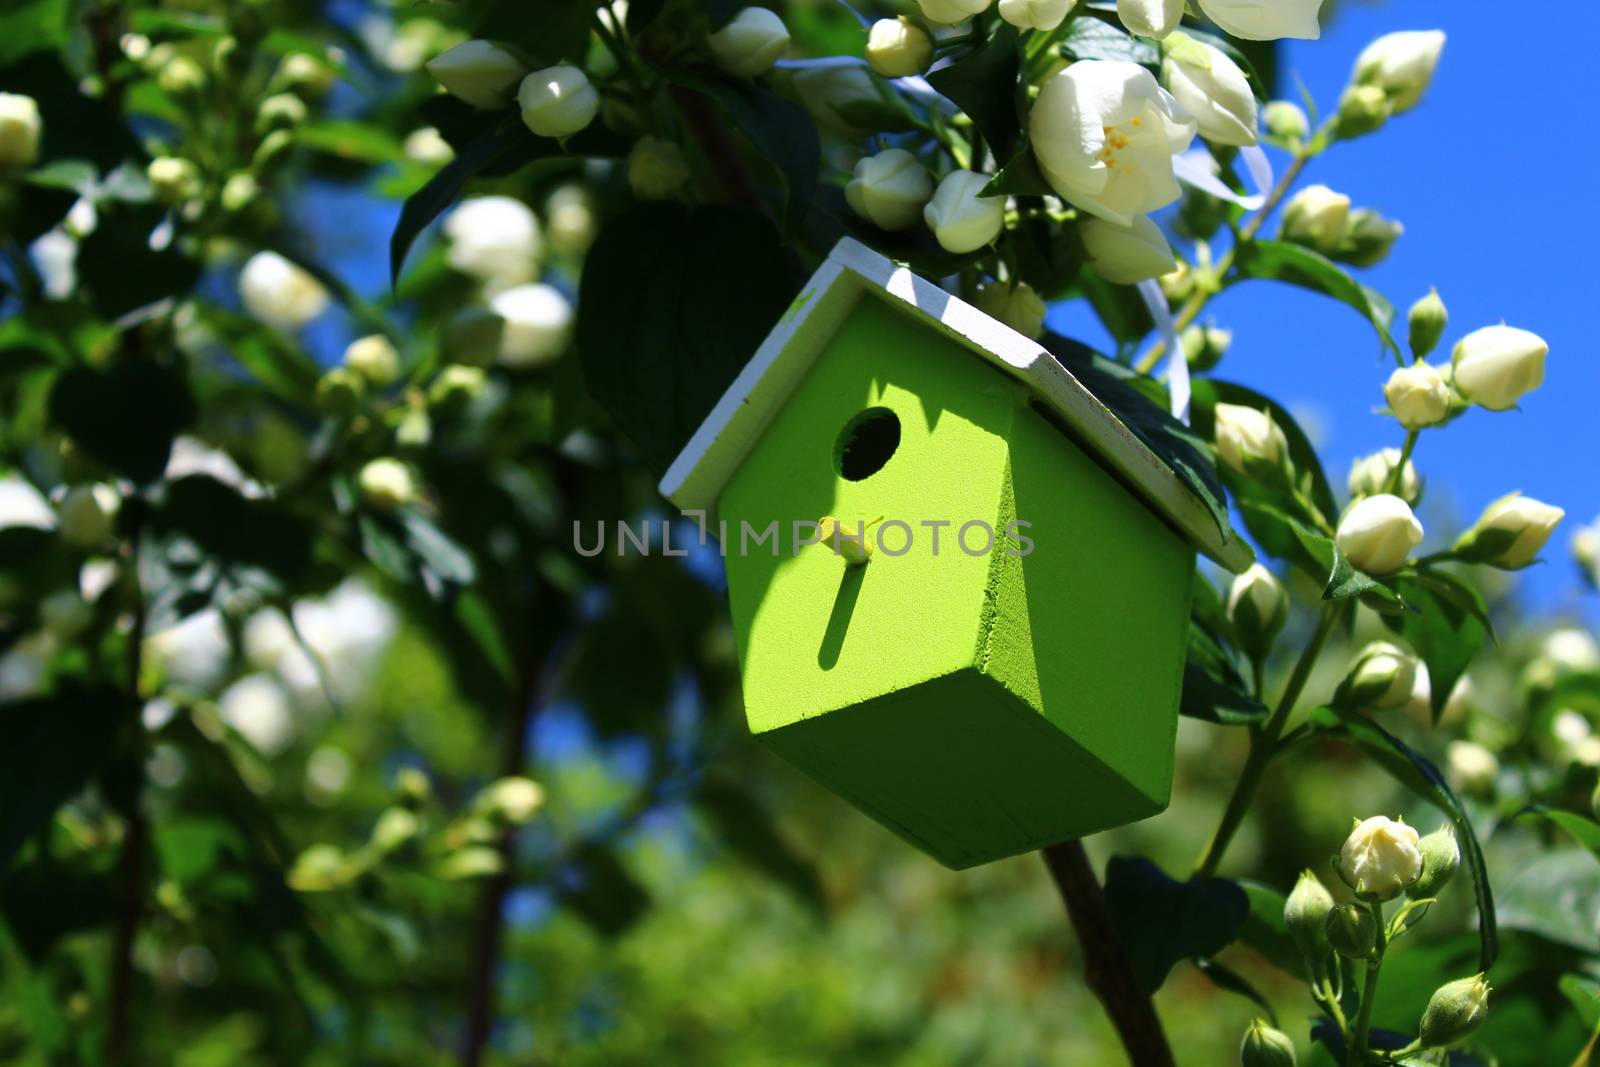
[660,239,1252,869]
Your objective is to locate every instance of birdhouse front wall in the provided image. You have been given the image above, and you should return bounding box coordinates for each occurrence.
[716,293,1194,868]
[719,295,1018,727]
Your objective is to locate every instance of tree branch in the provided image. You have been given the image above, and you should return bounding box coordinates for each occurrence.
[1042,841,1175,1067]
[105,513,148,1064]
[459,660,544,1067]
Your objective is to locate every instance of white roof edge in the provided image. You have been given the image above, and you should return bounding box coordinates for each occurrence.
[659,237,1252,573]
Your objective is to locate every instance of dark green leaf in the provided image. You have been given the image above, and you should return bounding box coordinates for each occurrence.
[0,854,117,958]
[561,844,650,936]
[1323,544,1405,613]
[1305,707,1497,971]
[1059,14,1159,67]
[927,25,1023,161]
[0,52,140,170]
[153,475,312,581]
[476,0,594,65]
[1193,956,1277,1024]
[1103,855,1249,994]
[1231,240,1400,361]
[983,149,1055,198]
[561,605,674,735]
[1236,880,1302,976]
[1182,620,1267,725]
[698,779,825,913]
[0,689,122,872]
[577,203,796,473]
[1383,573,1489,723]
[1234,498,1334,581]
[76,203,200,319]
[49,358,195,484]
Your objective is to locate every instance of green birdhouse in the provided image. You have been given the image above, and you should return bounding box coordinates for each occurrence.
[661,239,1251,869]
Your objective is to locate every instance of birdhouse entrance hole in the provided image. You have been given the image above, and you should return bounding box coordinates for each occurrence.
[835,407,900,481]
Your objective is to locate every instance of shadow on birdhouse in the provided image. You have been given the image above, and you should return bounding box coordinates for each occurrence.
[661,239,1251,869]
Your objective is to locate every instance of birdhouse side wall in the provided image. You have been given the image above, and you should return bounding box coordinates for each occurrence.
[978,402,1194,811]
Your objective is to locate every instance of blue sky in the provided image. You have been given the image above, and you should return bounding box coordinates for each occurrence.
[1151,0,1598,619]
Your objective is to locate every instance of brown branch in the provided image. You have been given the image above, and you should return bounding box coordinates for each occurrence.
[669,85,764,211]
[459,662,544,1067]
[1042,841,1175,1067]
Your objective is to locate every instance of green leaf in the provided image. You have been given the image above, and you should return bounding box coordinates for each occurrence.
[983,149,1055,198]
[475,0,594,66]
[401,510,476,588]
[76,203,200,319]
[577,203,797,473]
[1059,14,1159,67]
[561,844,650,936]
[390,121,532,285]
[1496,849,1600,954]
[49,358,195,484]
[0,0,69,64]
[1382,573,1490,723]
[1192,956,1277,1024]
[152,475,312,581]
[1519,806,1600,864]
[1233,499,1332,581]
[1102,855,1249,994]
[0,689,122,872]
[1235,880,1302,976]
[1305,707,1497,971]
[1231,240,1401,361]
[0,53,139,170]
[1559,973,1600,1030]
[295,120,404,164]
[1182,620,1267,725]
[561,605,674,735]
[927,24,1023,161]
[697,779,825,914]
[1322,544,1405,613]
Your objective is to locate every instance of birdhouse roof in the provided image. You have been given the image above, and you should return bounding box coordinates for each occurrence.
[659,238,1252,573]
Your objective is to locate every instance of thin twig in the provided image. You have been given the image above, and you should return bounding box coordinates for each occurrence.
[1195,602,1342,878]
[1136,150,1315,375]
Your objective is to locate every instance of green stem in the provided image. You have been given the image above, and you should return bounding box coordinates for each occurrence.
[593,14,649,106]
[1136,149,1316,375]
[1318,973,1350,1037]
[1349,902,1389,1065]
[1195,602,1342,877]
[1383,431,1418,497]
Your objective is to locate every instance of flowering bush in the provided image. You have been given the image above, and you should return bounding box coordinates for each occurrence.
[0,0,1597,1065]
